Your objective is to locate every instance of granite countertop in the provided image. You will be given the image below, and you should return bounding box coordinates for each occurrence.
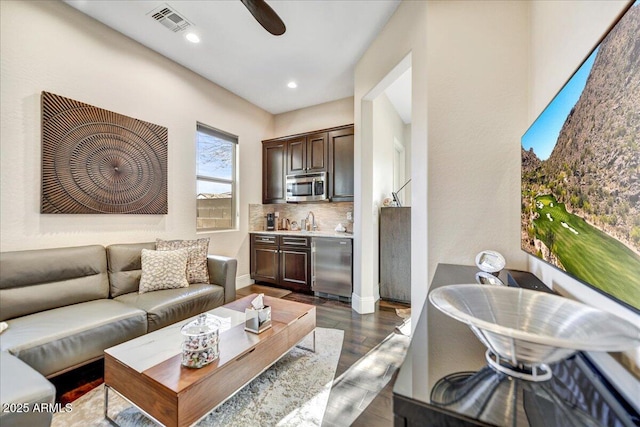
[249,230,354,239]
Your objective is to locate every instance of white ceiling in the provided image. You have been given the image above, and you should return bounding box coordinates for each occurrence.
[64,0,401,115]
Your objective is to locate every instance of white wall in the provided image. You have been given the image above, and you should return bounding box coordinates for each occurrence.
[356,0,528,318]
[0,1,273,283]
[426,0,529,281]
[371,93,409,288]
[529,0,639,400]
[273,97,354,137]
[354,1,429,315]
[403,123,412,205]
[530,1,630,117]
[373,93,407,207]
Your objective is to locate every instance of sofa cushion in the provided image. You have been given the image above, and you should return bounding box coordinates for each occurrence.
[0,300,147,377]
[139,248,189,294]
[114,284,224,332]
[106,242,155,297]
[0,352,56,427]
[156,238,210,284]
[0,245,108,322]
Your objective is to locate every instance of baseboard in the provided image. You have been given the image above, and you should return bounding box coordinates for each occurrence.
[236,274,253,289]
[351,292,378,314]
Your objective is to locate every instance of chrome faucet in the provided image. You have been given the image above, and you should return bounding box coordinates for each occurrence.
[307,211,317,231]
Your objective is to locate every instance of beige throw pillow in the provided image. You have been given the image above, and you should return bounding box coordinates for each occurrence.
[156,238,210,284]
[139,248,189,294]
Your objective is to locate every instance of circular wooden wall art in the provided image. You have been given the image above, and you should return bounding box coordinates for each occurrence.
[41,91,168,214]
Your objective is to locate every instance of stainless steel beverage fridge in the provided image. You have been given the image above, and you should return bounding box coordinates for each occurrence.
[312,237,352,300]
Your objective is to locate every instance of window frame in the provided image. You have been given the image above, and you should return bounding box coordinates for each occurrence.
[196,122,238,232]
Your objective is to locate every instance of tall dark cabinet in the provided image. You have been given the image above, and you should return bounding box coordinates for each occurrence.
[379,207,410,302]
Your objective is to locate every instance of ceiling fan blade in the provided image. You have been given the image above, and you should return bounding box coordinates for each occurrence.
[240,0,286,36]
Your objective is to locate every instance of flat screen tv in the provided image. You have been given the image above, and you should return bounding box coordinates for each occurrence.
[521,0,640,313]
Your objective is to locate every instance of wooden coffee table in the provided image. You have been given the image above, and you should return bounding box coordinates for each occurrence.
[104,294,316,427]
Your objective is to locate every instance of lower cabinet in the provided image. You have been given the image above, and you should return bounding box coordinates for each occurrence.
[250,234,278,285]
[250,234,312,293]
[280,248,311,292]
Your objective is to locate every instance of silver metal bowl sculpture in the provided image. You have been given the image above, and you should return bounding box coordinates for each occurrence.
[429,285,640,381]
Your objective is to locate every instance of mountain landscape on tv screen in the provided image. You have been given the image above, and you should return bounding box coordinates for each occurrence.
[521,3,640,310]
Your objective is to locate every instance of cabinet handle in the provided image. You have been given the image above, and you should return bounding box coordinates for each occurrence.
[282,240,308,246]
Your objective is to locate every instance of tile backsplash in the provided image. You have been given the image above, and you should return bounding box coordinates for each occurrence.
[249,202,354,232]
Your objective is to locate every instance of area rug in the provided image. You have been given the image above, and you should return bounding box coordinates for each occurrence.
[52,328,343,427]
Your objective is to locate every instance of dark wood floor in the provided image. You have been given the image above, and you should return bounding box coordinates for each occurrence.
[238,285,409,426]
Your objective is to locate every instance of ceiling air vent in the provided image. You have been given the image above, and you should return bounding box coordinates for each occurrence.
[148,4,192,33]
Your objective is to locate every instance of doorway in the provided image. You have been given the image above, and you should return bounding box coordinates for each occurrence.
[362,54,412,307]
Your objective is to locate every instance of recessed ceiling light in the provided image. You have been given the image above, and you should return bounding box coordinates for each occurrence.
[287,81,298,89]
[185,33,200,43]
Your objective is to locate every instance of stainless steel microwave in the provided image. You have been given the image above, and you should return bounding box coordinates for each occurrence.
[286,172,327,202]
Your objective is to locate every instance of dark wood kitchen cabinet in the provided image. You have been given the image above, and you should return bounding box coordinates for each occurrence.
[250,234,312,293]
[278,236,311,292]
[250,234,279,284]
[286,132,328,175]
[262,140,287,204]
[262,124,353,203]
[328,127,354,202]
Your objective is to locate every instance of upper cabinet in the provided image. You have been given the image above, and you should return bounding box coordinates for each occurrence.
[286,132,328,175]
[262,124,353,204]
[328,127,354,202]
[262,140,287,204]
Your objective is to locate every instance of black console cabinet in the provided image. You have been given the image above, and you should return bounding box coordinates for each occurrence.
[392,264,639,427]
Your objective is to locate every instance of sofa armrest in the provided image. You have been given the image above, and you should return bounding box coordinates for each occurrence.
[207,255,237,303]
[1,352,56,427]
